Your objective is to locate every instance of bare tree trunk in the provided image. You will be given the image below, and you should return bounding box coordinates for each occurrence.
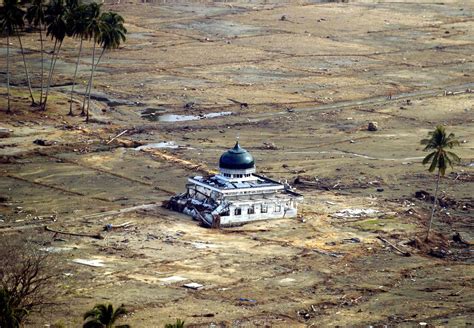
[69,37,83,116]
[43,40,62,111]
[6,35,11,113]
[39,26,44,105]
[16,30,36,106]
[85,38,97,123]
[426,170,441,241]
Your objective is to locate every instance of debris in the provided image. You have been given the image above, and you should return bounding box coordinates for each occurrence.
[0,127,12,138]
[72,259,105,267]
[183,282,204,290]
[106,130,128,144]
[313,248,344,258]
[376,188,384,192]
[184,102,195,109]
[367,122,378,131]
[33,139,56,146]
[428,247,449,258]
[332,208,380,219]
[280,15,287,21]
[342,237,361,244]
[377,236,411,257]
[452,232,470,246]
[191,313,214,318]
[45,226,104,240]
[239,298,256,303]
[228,98,248,108]
[104,221,134,231]
[159,276,187,284]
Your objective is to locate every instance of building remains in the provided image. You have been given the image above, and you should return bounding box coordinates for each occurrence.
[165,142,303,228]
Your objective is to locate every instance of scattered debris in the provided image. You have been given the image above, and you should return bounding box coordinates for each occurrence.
[280,15,287,21]
[183,282,204,290]
[228,98,248,108]
[159,276,187,284]
[45,226,104,240]
[332,208,380,219]
[368,122,378,131]
[0,127,12,138]
[238,298,256,303]
[104,221,134,231]
[72,259,105,267]
[377,236,411,257]
[33,139,56,146]
[106,130,128,144]
[452,232,471,246]
[342,237,361,244]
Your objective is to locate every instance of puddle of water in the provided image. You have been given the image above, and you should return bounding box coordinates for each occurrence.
[135,141,180,150]
[142,110,232,122]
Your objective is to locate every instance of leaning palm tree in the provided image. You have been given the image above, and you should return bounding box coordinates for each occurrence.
[83,303,130,328]
[26,0,47,105]
[421,125,461,240]
[80,2,101,117]
[9,0,38,106]
[0,0,26,113]
[67,3,90,116]
[42,0,67,111]
[85,11,126,123]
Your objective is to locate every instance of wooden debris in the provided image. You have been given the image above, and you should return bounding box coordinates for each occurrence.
[45,226,104,240]
[377,236,411,257]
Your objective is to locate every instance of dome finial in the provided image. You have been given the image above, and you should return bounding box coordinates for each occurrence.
[234,135,240,149]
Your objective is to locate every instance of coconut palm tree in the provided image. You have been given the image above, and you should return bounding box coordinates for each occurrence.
[85,11,126,123]
[0,0,26,113]
[80,2,101,117]
[26,0,47,105]
[0,288,28,328]
[83,303,130,328]
[42,0,67,111]
[65,1,88,116]
[421,125,461,240]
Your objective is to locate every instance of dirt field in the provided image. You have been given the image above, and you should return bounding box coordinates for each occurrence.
[0,0,473,327]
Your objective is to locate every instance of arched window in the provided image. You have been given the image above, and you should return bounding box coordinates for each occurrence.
[234,208,241,215]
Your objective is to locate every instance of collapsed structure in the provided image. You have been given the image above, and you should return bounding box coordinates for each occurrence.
[166,142,303,227]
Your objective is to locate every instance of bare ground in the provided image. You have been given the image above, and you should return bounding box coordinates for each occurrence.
[0,0,473,327]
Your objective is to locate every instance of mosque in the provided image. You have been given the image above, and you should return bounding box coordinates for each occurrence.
[166,142,303,227]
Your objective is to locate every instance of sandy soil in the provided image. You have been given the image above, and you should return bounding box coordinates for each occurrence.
[0,0,473,327]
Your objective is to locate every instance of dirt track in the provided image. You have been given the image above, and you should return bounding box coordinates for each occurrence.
[0,0,473,327]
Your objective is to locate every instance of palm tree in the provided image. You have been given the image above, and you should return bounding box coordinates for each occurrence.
[0,0,25,113]
[66,3,91,116]
[83,303,130,328]
[80,2,102,117]
[26,0,47,105]
[421,125,461,240]
[0,288,28,328]
[85,11,126,122]
[42,0,67,111]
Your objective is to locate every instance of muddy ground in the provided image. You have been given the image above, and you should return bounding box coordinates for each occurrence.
[0,0,473,327]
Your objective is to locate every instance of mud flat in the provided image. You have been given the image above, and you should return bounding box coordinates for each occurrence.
[0,0,473,327]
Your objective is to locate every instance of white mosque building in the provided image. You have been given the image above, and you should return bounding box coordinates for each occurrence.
[166,142,303,227]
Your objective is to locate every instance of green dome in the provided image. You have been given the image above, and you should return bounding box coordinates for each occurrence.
[219,142,255,170]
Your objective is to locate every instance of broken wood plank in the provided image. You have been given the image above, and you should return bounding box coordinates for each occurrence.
[377,236,411,257]
[45,226,104,240]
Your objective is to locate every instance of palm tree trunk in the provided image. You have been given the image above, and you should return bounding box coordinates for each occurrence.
[16,30,36,106]
[43,40,62,111]
[85,38,97,123]
[86,48,105,123]
[426,170,441,241]
[69,37,84,116]
[42,38,57,110]
[6,35,11,113]
[39,26,44,105]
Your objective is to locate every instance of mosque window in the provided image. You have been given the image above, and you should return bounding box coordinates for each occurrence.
[234,208,242,215]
